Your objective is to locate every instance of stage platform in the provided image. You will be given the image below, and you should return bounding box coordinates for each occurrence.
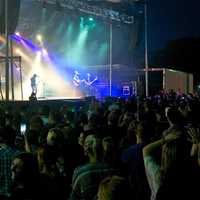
[37,96,83,100]
[0,96,96,110]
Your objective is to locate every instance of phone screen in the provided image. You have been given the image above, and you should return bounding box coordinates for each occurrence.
[20,124,26,135]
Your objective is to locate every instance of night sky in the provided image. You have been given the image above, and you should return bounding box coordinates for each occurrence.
[148,0,200,51]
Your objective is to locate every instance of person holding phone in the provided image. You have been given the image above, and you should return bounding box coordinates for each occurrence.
[20,124,27,136]
[20,123,31,152]
[20,123,35,153]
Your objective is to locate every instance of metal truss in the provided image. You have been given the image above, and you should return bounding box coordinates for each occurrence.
[38,0,134,24]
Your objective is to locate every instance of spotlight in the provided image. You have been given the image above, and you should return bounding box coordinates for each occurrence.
[15,48,21,54]
[88,17,94,22]
[36,51,42,56]
[79,17,96,29]
[87,17,96,29]
[36,34,43,42]
[15,32,21,36]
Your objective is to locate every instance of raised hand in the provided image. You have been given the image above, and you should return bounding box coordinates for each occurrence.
[164,131,182,143]
[188,127,200,144]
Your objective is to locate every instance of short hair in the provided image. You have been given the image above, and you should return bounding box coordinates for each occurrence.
[37,146,58,172]
[48,127,64,143]
[136,120,155,142]
[161,138,191,176]
[13,152,39,181]
[84,134,102,160]
[165,107,184,125]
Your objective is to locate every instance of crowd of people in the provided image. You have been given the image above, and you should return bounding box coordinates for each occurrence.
[0,90,200,200]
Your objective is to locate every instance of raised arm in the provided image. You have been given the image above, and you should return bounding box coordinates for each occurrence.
[143,132,181,157]
[187,127,200,162]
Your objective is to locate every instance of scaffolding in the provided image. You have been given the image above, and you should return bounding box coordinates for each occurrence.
[0,55,23,100]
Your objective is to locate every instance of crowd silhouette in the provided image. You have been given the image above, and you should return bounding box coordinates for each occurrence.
[0,90,200,200]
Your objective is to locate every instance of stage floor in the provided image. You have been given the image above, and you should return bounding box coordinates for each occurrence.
[37,96,84,100]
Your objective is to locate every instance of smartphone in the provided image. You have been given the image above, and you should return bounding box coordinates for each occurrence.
[20,124,26,135]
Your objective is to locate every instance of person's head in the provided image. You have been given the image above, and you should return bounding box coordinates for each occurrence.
[161,137,191,177]
[102,136,117,165]
[78,130,93,147]
[88,113,100,130]
[0,127,15,146]
[136,120,154,143]
[11,153,39,184]
[29,115,43,131]
[122,111,134,125]
[97,176,131,200]
[102,136,114,152]
[38,105,50,124]
[144,100,153,112]
[48,111,62,125]
[77,133,84,147]
[84,134,102,162]
[28,116,43,145]
[47,128,64,148]
[126,120,137,144]
[165,107,184,125]
[37,146,58,175]
[107,110,121,125]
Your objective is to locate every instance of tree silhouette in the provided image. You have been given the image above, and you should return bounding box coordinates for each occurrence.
[151,37,200,83]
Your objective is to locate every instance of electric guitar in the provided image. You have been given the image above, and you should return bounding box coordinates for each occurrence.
[73,78,85,87]
[84,76,98,86]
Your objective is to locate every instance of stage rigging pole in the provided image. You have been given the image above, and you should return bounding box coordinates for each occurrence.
[144,0,149,97]
[19,57,23,100]
[109,23,113,96]
[5,0,10,100]
[10,39,14,100]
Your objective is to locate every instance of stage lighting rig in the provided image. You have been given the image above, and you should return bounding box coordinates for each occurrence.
[55,0,62,11]
[39,0,134,24]
[42,0,47,8]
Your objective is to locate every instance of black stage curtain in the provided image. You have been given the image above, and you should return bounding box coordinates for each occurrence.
[0,0,21,34]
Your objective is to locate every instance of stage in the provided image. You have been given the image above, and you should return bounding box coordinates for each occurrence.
[0,97,96,116]
[0,0,138,101]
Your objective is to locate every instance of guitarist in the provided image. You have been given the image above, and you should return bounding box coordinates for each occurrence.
[83,73,98,96]
[73,71,84,87]
[84,73,98,86]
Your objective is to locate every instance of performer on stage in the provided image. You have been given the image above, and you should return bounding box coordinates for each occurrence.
[30,74,38,95]
[84,73,98,96]
[84,73,98,86]
[73,70,84,87]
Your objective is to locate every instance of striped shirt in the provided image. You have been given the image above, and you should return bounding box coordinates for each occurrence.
[0,144,19,197]
[69,162,116,200]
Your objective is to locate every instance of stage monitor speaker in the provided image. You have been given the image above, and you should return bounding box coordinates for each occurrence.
[122,85,130,96]
[0,0,21,34]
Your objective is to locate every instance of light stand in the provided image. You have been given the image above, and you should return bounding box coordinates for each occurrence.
[144,1,149,97]
[109,23,113,96]
[5,0,9,100]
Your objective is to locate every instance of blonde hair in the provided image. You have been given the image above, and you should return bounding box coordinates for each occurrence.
[98,176,131,200]
[84,134,103,161]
